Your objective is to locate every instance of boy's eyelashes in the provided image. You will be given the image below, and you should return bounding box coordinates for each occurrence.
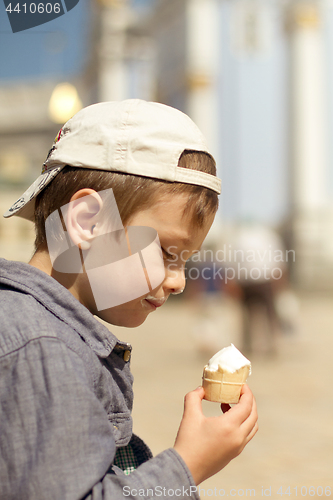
[161,246,195,263]
[161,247,177,261]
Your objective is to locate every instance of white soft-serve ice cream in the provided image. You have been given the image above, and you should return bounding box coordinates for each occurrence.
[202,344,251,404]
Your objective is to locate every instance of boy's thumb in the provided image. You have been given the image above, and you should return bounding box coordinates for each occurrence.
[182,386,205,418]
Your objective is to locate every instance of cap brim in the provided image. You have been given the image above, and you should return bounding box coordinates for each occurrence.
[3,166,64,221]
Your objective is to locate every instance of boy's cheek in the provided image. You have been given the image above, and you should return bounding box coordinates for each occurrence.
[85,249,165,312]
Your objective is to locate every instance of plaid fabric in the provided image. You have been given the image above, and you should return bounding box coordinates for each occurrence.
[113,443,139,475]
[129,434,153,465]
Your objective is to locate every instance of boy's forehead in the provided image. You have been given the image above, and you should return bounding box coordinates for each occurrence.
[128,193,189,224]
[128,194,214,248]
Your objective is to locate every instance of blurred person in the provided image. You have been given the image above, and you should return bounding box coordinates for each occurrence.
[0,100,258,500]
[184,250,225,355]
[183,236,242,356]
[223,222,288,355]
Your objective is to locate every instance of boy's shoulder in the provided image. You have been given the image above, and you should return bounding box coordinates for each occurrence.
[0,258,122,362]
[0,258,85,358]
[0,271,63,358]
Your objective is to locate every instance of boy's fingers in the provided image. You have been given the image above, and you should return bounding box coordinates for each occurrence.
[245,420,259,444]
[221,384,255,424]
[240,392,258,436]
[183,386,205,418]
[238,384,254,410]
[240,383,251,397]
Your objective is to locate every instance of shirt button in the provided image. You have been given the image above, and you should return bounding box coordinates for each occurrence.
[123,350,131,362]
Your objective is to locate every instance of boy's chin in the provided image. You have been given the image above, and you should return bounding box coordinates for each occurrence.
[96,307,151,328]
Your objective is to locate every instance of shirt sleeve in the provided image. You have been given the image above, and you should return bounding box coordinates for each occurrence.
[0,337,199,500]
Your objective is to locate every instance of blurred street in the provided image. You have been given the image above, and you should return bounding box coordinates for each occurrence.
[112,294,333,498]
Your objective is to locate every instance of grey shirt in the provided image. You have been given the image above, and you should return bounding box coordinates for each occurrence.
[0,259,199,500]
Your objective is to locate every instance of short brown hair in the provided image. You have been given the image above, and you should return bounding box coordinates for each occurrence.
[34,150,219,250]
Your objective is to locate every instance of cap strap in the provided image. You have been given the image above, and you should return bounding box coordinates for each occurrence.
[174,167,221,194]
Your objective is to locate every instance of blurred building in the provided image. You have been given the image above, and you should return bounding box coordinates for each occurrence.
[285,0,333,289]
[93,0,155,102]
[147,0,333,290]
[151,0,220,164]
[2,0,333,289]
[0,0,93,257]
[0,77,89,259]
[0,81,58,257]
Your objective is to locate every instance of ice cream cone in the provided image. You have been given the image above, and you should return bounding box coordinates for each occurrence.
[202,344,251,404]
[202,364,251,404]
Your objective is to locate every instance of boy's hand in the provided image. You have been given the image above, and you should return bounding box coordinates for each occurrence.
[173,384,258,485]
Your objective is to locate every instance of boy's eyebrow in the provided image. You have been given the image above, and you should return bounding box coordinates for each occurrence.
[167,233,191,246]
[180,235,203,249]
[166,233,202,251]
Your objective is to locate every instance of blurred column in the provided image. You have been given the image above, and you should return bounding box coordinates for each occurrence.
[94,0,156,102]
[186,0,220,161]
[287,0,327,211]
[97,0,132,101]
[151,0,220,165]
[286,1,333,289]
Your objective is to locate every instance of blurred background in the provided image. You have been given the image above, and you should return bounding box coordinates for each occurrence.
[0,0,332,495]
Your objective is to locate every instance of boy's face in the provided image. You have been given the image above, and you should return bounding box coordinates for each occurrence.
[87,193,215,328]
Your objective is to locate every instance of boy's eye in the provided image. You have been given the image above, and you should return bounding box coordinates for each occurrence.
[162,247,177,261]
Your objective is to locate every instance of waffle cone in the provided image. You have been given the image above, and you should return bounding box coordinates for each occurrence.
[202,364,250,404]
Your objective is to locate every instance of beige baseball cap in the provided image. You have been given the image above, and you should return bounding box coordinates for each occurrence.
[4,99,221,221]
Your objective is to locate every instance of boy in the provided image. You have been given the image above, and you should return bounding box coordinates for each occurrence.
[0,100,258,499]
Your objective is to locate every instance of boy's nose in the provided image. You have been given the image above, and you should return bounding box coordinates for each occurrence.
[163,266,186,296]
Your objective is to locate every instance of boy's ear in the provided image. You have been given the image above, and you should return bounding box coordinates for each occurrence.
[66,189,103,250]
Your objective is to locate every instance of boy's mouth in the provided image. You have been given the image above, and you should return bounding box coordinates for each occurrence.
[142,295,167,310]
